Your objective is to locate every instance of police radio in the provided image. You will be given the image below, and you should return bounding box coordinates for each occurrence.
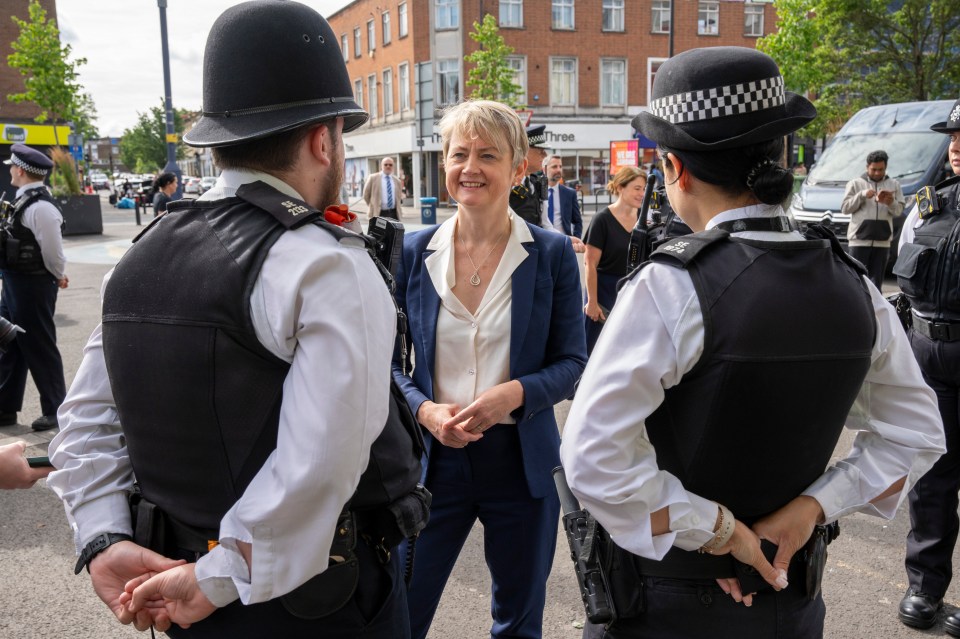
[625,174,659,272]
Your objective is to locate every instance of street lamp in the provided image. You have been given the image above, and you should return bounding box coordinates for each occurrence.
[157,0,183,199]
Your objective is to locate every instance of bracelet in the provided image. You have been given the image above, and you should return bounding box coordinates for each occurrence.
[698,504,735,554]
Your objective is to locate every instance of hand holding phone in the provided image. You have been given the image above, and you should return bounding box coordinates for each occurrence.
[27,455,52,468]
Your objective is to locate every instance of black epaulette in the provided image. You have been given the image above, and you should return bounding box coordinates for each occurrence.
[934,174,960,192]
[621,228,728,286]
[803,223,868,277]
[235,181,354,239]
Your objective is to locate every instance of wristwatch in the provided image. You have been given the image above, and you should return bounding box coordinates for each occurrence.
[74,532,132,575]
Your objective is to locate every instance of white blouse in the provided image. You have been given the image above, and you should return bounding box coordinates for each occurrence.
[426,211,532,423]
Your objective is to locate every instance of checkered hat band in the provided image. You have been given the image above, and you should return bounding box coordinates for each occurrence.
[650,76,786,124]
[9,154,49,175]
[528,133,546,146]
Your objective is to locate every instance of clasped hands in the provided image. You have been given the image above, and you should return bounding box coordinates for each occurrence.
[90,541,217,632]
[708,495,824,608]
[417,380,524,448]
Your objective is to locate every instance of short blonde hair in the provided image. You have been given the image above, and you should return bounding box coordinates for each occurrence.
[437,100,528,170]
[607,166,647,195]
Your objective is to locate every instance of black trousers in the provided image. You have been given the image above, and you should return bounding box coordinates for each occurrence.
[0,271,65,416]
[598,576,825,639]
[166,540,410,638]
[905,329,960,599]
[847,246,888,290]
[378,208,399,220]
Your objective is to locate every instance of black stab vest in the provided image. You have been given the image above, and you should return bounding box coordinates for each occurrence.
[894,176,960,320]
[2,187,59,274]
[510,173,546,227]
[640,229,875,571]
[101,191,422,534]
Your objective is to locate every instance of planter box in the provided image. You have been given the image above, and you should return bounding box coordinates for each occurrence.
[55,194,103,236]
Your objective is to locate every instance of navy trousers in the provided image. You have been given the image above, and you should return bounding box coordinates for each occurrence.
[847,246,887,291]
[905,330,960,599]
[406,424,560,639]
[0,271,65,416]
[166,540,410,638]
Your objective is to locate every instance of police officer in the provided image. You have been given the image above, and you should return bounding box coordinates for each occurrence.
[47,2,425,637]
[560,47,944,638]
[895,97,960,636]
[509,124,550,227]
[1,143,68,432]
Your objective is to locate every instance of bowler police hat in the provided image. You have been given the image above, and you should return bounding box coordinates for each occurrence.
[632,47,816,151]
[930,98,960,134]
[3,143,53,175]
[184,0,367,148]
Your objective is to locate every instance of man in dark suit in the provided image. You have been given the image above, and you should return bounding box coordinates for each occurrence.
[543,155,584,253]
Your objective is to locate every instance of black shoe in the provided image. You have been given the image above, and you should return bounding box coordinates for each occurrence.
[31,415,58,432]
[898,589,942,629]
[946,611,960,638]
[0,412,17,426]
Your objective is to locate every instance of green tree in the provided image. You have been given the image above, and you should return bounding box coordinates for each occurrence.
[464,14,522,108]
[760,0,960,138]
[7,0,92,147]
[119,102,187,173]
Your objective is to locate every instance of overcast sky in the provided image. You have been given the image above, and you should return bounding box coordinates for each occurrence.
[54,0,353,138]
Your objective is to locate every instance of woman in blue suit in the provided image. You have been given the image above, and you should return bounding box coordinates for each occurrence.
[393,100,587,639]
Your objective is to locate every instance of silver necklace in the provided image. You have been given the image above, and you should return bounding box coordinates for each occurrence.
[456,223,508,286]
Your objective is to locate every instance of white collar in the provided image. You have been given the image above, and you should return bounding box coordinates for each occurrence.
[199,168,304,202]
[15,181,47,198]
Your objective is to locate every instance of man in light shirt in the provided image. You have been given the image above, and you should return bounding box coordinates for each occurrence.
[363,156,404,219]
[47,2,421,637]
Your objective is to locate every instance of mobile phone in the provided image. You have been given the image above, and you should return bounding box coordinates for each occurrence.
[26,456,52,468]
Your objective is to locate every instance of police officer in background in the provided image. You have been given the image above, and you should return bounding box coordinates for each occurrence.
[48,2,424,637]
[561,47,944,638]
[895,97,960,636]
[1,144,68,432]
[510,124,550,227]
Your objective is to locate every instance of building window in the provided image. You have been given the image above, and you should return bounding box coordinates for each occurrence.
[367,19,376,51]
[744,3,764,36]
[368,74,378,120]
[399,62,410,111]
[647,57,666,105]
[353,27,361,57]
[436,0,458,30]
[383,68,394,115]
[603,0,624,32]
[341,34,349,61]
[506,56,527,105]
[652,0,670,34]
[698,1,719,35]
[354,78,363,109]
[550,57,577,105]
[500,0,523,28]
[552,0,575,29]
[437,59,460,105]
[382,11,391,45]
[399,2,408,37]
[601,59,625,106]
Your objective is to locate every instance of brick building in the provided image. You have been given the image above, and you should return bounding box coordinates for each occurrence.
[328,0,777,206]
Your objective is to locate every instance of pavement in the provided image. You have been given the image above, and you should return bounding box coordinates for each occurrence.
[0,191,950,638]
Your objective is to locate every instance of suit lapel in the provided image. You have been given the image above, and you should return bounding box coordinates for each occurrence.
[510,242,538,375]
[419,249,441,382]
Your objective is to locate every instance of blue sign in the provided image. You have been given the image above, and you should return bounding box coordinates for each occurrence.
[70,144,83,161]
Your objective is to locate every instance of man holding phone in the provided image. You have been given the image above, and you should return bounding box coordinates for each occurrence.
[841,149,905,289]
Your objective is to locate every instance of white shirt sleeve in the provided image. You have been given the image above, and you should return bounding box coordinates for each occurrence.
[194,225,396,606]
[22,199,66,279]
[560,262,945,560]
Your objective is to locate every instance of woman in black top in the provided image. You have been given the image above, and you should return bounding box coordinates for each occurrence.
[582,166,646,354]
[152,172,178,217]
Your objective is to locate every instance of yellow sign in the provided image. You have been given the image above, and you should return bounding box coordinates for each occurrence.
[1,123,72,145]
[166,133,179,143]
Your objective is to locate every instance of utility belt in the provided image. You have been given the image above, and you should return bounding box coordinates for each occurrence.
[129,485,431,619]
[911,312,960,341]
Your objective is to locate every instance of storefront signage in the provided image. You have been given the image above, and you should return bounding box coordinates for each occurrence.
[1,123,72,145]
[609,139,639,174]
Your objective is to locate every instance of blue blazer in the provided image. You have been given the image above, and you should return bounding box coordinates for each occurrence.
[554,184,583,238]
[392,221,587,499]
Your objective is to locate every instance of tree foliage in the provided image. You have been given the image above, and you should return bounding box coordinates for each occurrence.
[464,14,523,108]
[119,102,187,173]
[760,0,960,138]
[7,0,94,147]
